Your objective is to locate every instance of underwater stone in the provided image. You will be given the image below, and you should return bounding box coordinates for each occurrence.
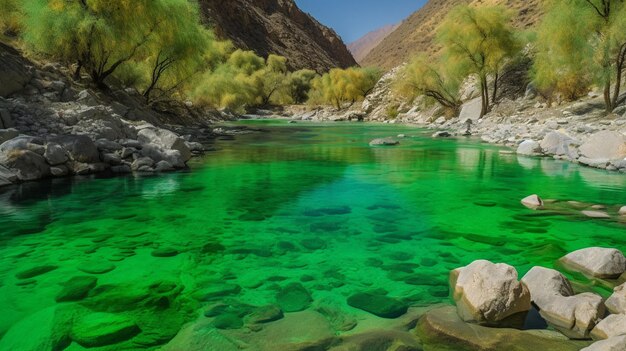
[347,292,408,318]
[275,283,313,312]
[78,261,116,274]
[247,305,284,324]
[212,313,244,330]
[56,276,98,302]
[301,238,327,250]
[15,265,58,279]
[200,284,242,301]
[71,312,140,347]
[151,247,179,257]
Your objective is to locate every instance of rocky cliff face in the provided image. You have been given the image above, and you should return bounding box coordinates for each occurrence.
[362,0,543,70]
[199,0,357,72]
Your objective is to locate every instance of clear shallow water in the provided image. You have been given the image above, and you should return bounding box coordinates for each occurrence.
[1,121,626,349]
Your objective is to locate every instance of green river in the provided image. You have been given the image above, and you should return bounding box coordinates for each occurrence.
[0,121,625,350]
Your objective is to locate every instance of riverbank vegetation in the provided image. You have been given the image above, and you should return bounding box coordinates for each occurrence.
[0,0,378,113]
[396,0,626,117]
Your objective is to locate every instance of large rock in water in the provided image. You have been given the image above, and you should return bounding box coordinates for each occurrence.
[582,335,626,351]
[521,266,574,306]
[138,127,191,162]
[450,260,531,326]
[537,293,605,339]
[48,135,100,164]
[605,283,626,314]
[560,247,626,279]
[522,267,605,339]
[579,131,626,160]
[540,131,578,156]
[416,306,591,351]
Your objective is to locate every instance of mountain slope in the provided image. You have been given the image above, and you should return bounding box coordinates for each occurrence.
[348,24,400,64]
[362,0,543,70]
[199,0,357,72]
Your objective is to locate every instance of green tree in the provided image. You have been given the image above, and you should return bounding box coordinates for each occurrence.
[396,56,463,115]
[534,0,626,111]
[284,69,317,104]
[0,0,22,36]
[308,67,380,109]
[438,5,521,118]
[255,54,288,106]
[22,0,176,87]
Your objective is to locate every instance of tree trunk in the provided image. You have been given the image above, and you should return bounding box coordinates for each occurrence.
[479,76,489,118]
[604,80,613,113]
[492,72,499,105]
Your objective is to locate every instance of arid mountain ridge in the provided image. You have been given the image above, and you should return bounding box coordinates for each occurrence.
[348,23,400,64]
[198,0,357,73]
[362,0,544,70]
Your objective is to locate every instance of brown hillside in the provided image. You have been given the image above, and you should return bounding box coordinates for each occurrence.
[361,0,543,70]
[198,0,357,73]
[348,24,400,64]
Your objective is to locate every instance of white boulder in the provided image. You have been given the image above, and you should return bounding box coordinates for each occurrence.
[606,283,626,315]
[591,314,626,340]
[560,248,626,279]
[517,140,542,156]
[579,131,626,160]
[450,260,531,326]
[582,335,626,351]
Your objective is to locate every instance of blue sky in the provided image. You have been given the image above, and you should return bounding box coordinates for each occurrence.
[295,0,427,43]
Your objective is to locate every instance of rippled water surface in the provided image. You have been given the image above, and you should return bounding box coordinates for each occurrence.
[1,121,625,349]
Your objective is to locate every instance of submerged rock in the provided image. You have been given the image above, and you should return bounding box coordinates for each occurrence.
[78,261,116,275]
[560,247,626,279]
[71,312,140,347]
[347,292,408,319]
[15,265,58,279]
[0,306,74,351]
[450,260,530,327]
[247,305,284,324]
[56,276,98,302]
[582,210,611,219]
[369,138,399,146]
[416,306,590,351]
[275,283,312,312]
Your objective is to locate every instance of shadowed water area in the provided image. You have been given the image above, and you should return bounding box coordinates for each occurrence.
[1,121,625,349]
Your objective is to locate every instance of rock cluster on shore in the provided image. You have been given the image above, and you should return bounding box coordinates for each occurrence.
[449,248,626,350]
[0,41,218,188]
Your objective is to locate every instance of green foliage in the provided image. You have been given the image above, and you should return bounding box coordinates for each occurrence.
[0,0,22,35]
[438,5,521,117]
[283,69,317,104]
[533,0,626,110]
[395,55,462,115]
[192,51,302,111]
[308,67,381,109]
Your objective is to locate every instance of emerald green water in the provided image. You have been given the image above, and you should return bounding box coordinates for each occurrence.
[1,121,626,349]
